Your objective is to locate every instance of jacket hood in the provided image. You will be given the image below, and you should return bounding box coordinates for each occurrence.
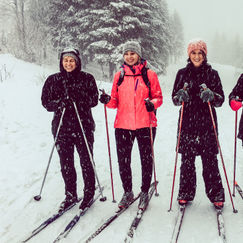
[59,48,81,73]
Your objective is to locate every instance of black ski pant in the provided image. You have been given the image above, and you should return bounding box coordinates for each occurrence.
[178,151,225,203]
[115,127,156,193]
[55,130,95,199]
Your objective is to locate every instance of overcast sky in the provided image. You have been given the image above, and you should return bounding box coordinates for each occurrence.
[167,0,243,44]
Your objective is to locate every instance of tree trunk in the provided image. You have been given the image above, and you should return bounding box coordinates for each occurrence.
[109,62,116,82]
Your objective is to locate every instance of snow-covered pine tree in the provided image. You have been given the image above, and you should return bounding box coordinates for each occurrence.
[45,0,173,79]
[169,10,184,63]
[27,0,52,63]
[47,1,79,52]
[86,0,172,78]
[138,0,172,74]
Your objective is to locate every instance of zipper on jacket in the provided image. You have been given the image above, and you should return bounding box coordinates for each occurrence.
[134,78,139,128]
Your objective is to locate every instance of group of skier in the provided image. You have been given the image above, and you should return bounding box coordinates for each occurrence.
[41,39,243,213]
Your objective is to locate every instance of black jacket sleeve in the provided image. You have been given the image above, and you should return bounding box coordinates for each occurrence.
[229,74,243,102]
[172,69,186,106]
[41,75,62,112]
[210,70,224,108]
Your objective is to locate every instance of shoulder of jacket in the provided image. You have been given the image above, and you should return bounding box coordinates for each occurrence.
[46,72,62,81]
[210,67,218,74]
[79,71,95,79]
[175,68,187,79]
[117,68,123,75]
[178,67,187,73]
[146,69,158,80]
[239,73,243,82]
[114,69,123,79]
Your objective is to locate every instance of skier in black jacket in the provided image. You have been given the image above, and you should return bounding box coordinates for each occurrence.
[41,48,98,211]
[229,74,243,146]
[172,39,225,209]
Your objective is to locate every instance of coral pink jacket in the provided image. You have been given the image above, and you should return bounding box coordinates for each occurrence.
[106,63,163,130]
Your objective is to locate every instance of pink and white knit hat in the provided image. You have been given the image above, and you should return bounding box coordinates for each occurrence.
[187,39,207,56]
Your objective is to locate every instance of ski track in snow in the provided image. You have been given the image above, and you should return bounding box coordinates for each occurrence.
[0,54,243,243]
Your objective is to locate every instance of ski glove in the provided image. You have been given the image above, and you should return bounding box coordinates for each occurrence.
[176,89,189,103]
[200,88,214,103]
[99,93,111,104]
[145,99,155,112]
[230,99,242,111]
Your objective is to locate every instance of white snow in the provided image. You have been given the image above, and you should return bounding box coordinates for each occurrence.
[0,54,243,243]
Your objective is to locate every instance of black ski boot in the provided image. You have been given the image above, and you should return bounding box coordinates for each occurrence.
[79,193,94,210]
[59,192,78,213]
[138,192,149,210]
[118,191,134,208]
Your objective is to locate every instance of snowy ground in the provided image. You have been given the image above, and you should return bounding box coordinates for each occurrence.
[0,54,243,243]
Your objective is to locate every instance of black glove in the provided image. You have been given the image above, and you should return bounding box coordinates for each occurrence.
[145,99,155,112]
[200,88,214,102]
[58,97,73,109]
[99,93,111,104]
[176,89,189,103]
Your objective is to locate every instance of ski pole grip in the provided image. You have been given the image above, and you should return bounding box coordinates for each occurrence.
[183,82,188,90]
[200,83,207,90]
[235,96,243,103]
[99,88,106,95]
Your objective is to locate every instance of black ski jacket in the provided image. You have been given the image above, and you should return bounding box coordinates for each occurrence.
[172,62,224,155]
[41,56,98,137]
[229,73,243,141]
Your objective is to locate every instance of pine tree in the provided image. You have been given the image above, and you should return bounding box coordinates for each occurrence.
[169,10,184,63]
[27,0,52,63]
[45,0,173,79]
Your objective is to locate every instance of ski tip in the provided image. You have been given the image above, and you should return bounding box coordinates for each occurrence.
[235,181,238,186]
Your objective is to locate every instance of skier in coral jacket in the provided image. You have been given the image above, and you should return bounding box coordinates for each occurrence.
[99,40,162,210]
[41,48,98,212]
[172,39,225,209]
[229,74,243,147]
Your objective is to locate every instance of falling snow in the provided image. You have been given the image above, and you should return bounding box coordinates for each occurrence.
[0,54,243,243]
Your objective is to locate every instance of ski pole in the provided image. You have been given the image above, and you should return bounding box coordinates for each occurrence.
[145,98,159,196]
[168,82,188,211]
[100,89,116,203]
[73,101,107,202]
[201,84,237,213]
[34,107,66,201]
[233,109,238,197]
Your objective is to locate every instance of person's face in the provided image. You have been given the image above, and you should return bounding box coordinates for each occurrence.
[62,56,77,72]
[123,51,140,66]
[189,49,205,67]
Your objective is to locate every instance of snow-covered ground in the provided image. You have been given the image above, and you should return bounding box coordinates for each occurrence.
[0,54,243,243]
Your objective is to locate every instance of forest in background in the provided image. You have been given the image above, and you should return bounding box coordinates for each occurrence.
[0,0,242,80]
